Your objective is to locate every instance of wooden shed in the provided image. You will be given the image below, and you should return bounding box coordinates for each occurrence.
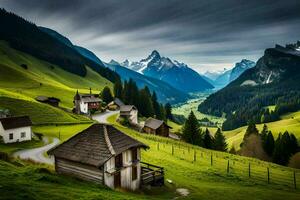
[48,124,163,191]
[143,118,171,137]
[35,96,60,107]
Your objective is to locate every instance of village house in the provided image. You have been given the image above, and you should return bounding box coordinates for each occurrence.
[48,124,164,190]
[0,116,32,143]
[73,90,102,114]
[119,105,138,125]
[143,118,171,137]
[35,96,60,107]
[107,98,125,110]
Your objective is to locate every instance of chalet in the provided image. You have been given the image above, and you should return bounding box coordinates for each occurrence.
[35,96,60,107]
[48,124,164,190]
[107,98,125,110]
[143,118,171,137]
[119,105,138,125]
[0,116,32,143]
[74,90,102,114]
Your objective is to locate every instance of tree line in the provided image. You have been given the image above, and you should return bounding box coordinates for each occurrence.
[240,122,299,166]
[100,78,173,121]
[181,111,227,151]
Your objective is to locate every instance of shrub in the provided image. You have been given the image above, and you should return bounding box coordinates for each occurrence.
[20,63,28,69]
[288,152,300,169]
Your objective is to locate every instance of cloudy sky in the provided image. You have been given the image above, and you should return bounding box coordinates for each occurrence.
[1,0,300,73]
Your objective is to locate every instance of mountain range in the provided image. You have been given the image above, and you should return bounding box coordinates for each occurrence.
[203,59,256,89]
[122,50,214,93]
[199,42,300,130]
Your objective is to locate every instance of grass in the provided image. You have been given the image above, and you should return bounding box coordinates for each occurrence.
[32,123,94,142]
[1,115,300,199]
[106,114,300,200]
[0,139,44,154]
[225,110,300,149]
[173,97,225,124]
[167,120,182,133]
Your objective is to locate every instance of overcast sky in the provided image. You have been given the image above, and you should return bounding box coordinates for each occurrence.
[1,0,300,73]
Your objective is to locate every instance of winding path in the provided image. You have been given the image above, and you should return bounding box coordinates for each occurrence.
[13,111,119,165]
[13,137,60,165]
[92,110,119,123]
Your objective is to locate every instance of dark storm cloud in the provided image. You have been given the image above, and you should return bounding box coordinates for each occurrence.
[1,0,300,72]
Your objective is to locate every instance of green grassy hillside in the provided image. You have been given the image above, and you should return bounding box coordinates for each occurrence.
[0,41,112,124]
[225,111,300,149]
[1,115,300,199]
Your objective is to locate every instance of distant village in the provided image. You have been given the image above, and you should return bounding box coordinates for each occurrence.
[0,88,172,191]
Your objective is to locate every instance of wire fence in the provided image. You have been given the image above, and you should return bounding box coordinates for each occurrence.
[149,139,299,190]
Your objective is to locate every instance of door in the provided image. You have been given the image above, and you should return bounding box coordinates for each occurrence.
[114,171,121,188]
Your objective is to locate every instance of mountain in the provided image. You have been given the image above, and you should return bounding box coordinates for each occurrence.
[203,69,228,80]
[198,42,300,130]
[39,26,73,48]
[204,59,255,89]
[0,9,119,83]
[104,60,190,104]
[229,59,256,82]
[38,25,189,104]
[123,50,214,93]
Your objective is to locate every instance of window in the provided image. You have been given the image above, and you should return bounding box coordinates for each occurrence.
[115,153,123,169]
[132,148,137,162]
[132,165,137,181]
[9,133,13,140]
[21,132,26,138]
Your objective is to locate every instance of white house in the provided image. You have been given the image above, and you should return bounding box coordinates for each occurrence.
[119,105,138,125]
[48,124,153,191]
[0,116,32,143]
[74,90,102,114]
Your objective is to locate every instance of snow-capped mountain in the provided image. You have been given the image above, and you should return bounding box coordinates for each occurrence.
[122,50,214,93]
[203,59,255,89]
[229,59,256,82]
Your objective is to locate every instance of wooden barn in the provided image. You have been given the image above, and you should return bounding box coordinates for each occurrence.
[107,98,125,110]
[35,96,60,107]
[119,105,138,125]
[143,118,171,137]
[48,124,164,190]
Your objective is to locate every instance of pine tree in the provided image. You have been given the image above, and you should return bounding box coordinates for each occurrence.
[260,124,268,144]
[290,133,299,154]
[182,111,202,146]
[151,92,162,119]
[100,86,113,104]
[113,79,123,99]
[203,128,214,149]
[213,128,228,151]
[165,103,173,121]
[264,131,275,156]
[138,88,154,117]
[241,121,259,147]
[273,133,285,165]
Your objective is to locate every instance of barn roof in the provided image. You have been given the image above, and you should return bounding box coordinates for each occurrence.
[120,105,137,112]
[113,98,125,107]
[144,118,171,130]
[0,116,32,130]
[48,124,148,167]
[35,96,60,103]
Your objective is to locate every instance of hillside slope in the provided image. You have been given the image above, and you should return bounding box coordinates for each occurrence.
[0,41,112,124]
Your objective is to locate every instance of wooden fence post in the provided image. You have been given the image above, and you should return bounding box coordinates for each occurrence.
[157,142,159,150]
[248,163,251,178]
[227,160,229,173]
[294,171,297,189]
[267,167,270,184]
[194,150,196,162]
[211,154,213,166]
